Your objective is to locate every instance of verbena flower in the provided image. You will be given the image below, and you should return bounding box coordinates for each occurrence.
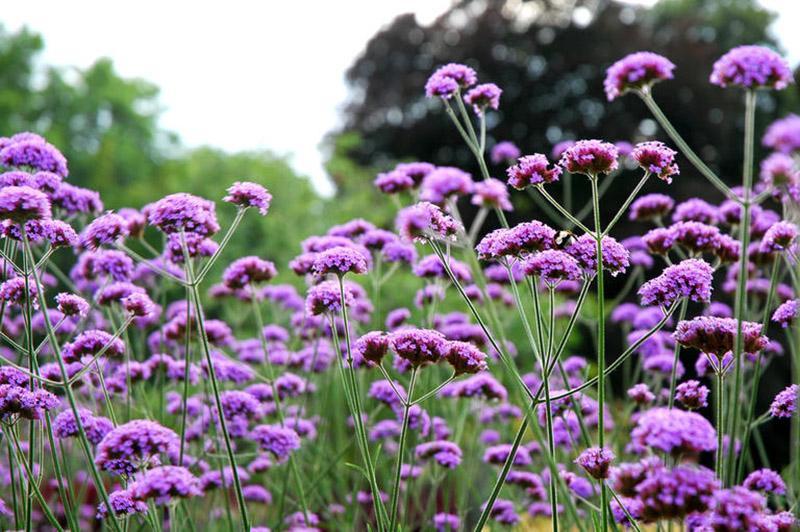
[673,198,718,224]
[629,193,674,221]
[442,340,488,375]
[769,384,797,418]
[0,384,59,421]
[354,331,390,366]
[312,245,368,277]
[222,256,278,288]
[763,113,800,153]
[703,487,770,530]
[389,328,446,368]
[490,141,520,165]
[630,407,716,456]
[604,52,675,100]
[419,167,474,204]
[56,292,94,318]
[53,407,113,444]
[305,280,353,315]
[96,489,148,519]
[471,178,512,211]
[523,249,582,285]
[674,316,768,357]
[760,152,799,189]
[223,181,271,215]
[146,193,219,236]
[631,141,679,182]
[395,201,462,242]
[575,447,615,479]
[635,464,718,522]
[506,154,562,189]
[128,466,202,505]
[95,420,180,475]
[81,212,129,250]
[0,185,51,222]
[772,299,800,328]
[627,383,655,405]
[710,45,793,90]
[760,221,797,253]
[425,63,478,99]
[566,234,630,277]
[433,512,460,532]
[464,83,502,114]
[484,444,532,466]
[674,380,709,409]
[743,468,787,495]
[0,133,68,176]
[559,139,619,176]
[251,424,301,461]
[638,258,713,307]
[415,440,462,468]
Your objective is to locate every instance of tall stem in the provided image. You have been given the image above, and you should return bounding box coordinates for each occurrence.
[667,300,689,408]
[591,177,609,530]
[388,368,417,530]
[726,89,756,485]
[715,370,725,479]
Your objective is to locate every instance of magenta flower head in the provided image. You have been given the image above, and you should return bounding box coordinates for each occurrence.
[566,234,630,277]
[674,316,768,358]
[425,63,478,99]
[506,154,562,189]
[760,152,799,189]
[763,114,800,153]
[80,212,129,250]
[704,487,769,531]
[419,167,474,204]
[0,384,59,420]
[121,292,156,318]
[251,424,301,461]
[0,185,51,222]
[559,140,619,177]
[631,141,679,183]
[638,258,713,307]
[772,299,800,328]
[761,221,798,253]
[523,249,582,286]
[95,419,180,475]
[629,193,674,222]
[55,292,90,318]
[54,407,113,444]
[223,181,271,215]
[312,245,368,277]
[96,489,148,519]
[604,52,675,101]
[636,464,718,521]
[675,380,709,409]
[374,169,414,194]
[575,447,615,480]
[770,384,797,418]
[42,219,79,247]
[0,133,68,176]
[305,280,353,315]
[128,466,202,505]
[627,383,655,405]
[464,83,502,114]
[471,178,512,211]
[354,331,390,366]
[631,407,717,456]
[222,256,278,288]
[395,201,462,242]
[0,276,37,307]
[146,193,219,236]
[443,340,488,375]
[710,45,793,90]
[491,141,520,165]
[389,328,446,368]
[433,513,460,532]
[415,440,463,468]
[743,468,786,495]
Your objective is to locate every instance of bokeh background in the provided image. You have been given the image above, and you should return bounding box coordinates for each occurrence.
[2,0,799,466]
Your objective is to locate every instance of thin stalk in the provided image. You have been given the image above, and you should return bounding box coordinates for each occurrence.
[715,370,725,479]
[196,208,246,282]
[411,373,455,405]
[591,177,609,530]
[667,300,689,408]
[726,89,756,485]
[388,368,418,530]
[602,171,651,237]
[537,185,594,235]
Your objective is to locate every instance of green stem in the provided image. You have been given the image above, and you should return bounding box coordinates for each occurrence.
[537,185,594,235]
[388,368,417,530]
[602,171,651,237]
[715,370,725,479]
[667,300,689,409]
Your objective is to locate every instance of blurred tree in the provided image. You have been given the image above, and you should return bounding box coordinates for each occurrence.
[332,0,799,231]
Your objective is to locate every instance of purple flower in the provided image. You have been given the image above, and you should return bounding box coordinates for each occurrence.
[772,299,800,328]
[128,466,202,505]
[251,424,301,461]
[0,186,51,222]
[760,152,799,189]
[52,183,102,215]
[761,221,798,253]
[0,134,68,176]
[42,219,79,247]
[425,63,477,99]
[559,139,619,176]
[63,329,125,362]
[222,256,278,288]
[506,154,562,189]
[312,245,368,276]
[672,198,718,224]
[415,440,462,468]
[675,380,709,409]
[566,234,630,277]
[631,141,679,183]
[419,167,474,204]
[763,114,800,153]
[464,83,502,114]
[769,384,797,418]
[630,407,716,456]
[395,201,462,242]
[443,340,488,375]
[354,331,389,366]
[146,193,219,236]
[484,499,519,525]
[743,468,786,495]
[604,52,675,101]
[95,420,180,475]
[0,384,59,420]
[627,383,655,405]
[635,464,718,521]
[0,276,37,307]
[638,258,713,307]
[491,141,521,165]
[444,373,508,401]
[705,487,769,530]
[471,177,512,211]
[389,328,446,368]
[54,408,113,444]
[674,316,769,357]
[433,512,460,532]
[483,444,531,466]
[629,193,674,222]
[223,181,271,215]
[80,212,129,250]
[96,489,148,519]
[710,45,793,89]
[575,446,615,479]
[91,249,134,281]
[523,249,582,285]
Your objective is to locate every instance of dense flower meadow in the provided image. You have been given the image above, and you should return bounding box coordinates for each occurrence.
[0,43,798,532]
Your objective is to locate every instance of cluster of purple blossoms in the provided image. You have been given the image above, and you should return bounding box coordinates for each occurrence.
[222,256,278,288]
[604,51,675,100]
[128,466,203,505]
[674,316,769,358]
[424,63,477,99]
[523,249,582,285]
[251,424,301,462]
[558,139,619,176]
[631,141,679,183]
[506,154,562,189]
[95,420,180,475]
[463,83,502,114]
[710,45,793,89]
[490,141,520,165]
[389,328,446,368]
[675,380,710,410]
[0,132,68,176]
[630,407,717,456]
[419,166,474,204]
[629,193,675,221]
[443,341,488,375]
[476,220,556,260]
[146,192,219,236]
[772,299,800,328]
[0,383,59,421]
[305,280,353,315]
[769,384,797,418]
[565,234,630,277]
[395,201,462,242]
[763,113,800,153]
[54,407,113,444]
[638,258,713,307]
[415,440,463,468]
[575,447,615,479]
[471,178,513,211]
[223,181,271,215]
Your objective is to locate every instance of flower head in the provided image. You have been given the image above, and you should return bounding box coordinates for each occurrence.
[81,213,129,250]
[523,249,582,285]
[128,466,202,505]
[223,181,271,215]
[772,299,800,328]
[604,52,675,101]
[95,420,180,475]
[0,186,51,222]
[471,178,512,211]
[305,280,353,315]
[222,256,278,288]
[566,234,630,277]
[443,340,488,375]
[490,141,520,165]
[763,114,800,153]
[674,316,768,357]
[464,83,502,114]
[506,154,562,189]
[146,193,219,236]
[631,141,679,183]
[0,134,68,176]
[629,193,675,222]
[710,45,793,89]
[389,328,446,368]
[419,167,474,204]
[630,407,716,456]
[312,245,368,276]
[743,468,786,495]
[769,384,798,418]
[396,202,462,242]
[354,331,390,366]
[638,259,713,307]
[559,140,619,176]
[675,380,709,409]
[251,424,301,461]
[576,447,615,479]
[425,63,477,99]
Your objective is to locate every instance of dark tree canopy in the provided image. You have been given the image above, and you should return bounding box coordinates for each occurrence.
[334,0,798,226]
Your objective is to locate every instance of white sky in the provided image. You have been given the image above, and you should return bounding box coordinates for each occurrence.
[3,1,799,196]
